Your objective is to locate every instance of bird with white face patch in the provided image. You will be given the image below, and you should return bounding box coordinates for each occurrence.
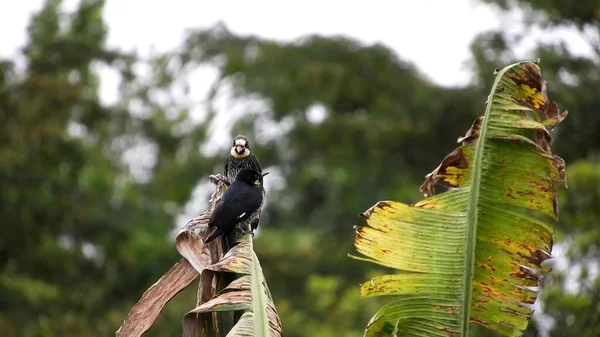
[224,135,263,185]
[222,135,266,233]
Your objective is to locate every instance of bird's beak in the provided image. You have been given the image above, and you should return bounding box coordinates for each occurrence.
[260,172,270,178]
[235,145,245,154]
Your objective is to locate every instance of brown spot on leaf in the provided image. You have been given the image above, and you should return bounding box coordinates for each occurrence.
[420,174,436,197]
[381,249,392,254]
[535,129,552,152]
[499,308,528,317]
[434,305,457,315]
[438,327,458,336]
[510,266,542,281]
[420,147,470,196]
[448,148,470,169]
[494,136,524,145]
[517,249,552,266]
[361,202,391,219]
[508,63,543,92]
[505,188,517,199]
[377,201,392,209]
[471,316,490,327]
[457,117,483,144]
[499,320,518,328]
[517,190,535,196]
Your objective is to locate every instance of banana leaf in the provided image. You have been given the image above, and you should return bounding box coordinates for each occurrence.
[182,235,283,337]
[351,61,567,337]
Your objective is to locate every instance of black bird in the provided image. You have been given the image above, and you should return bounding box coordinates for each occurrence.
[222,135,265,231]
[224,135,263,186]
[204,168,269,250]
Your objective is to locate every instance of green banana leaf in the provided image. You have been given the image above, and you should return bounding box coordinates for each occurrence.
[351,61,568,337]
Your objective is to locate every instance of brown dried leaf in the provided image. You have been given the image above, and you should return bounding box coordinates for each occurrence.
[420,146,472,197]
[178,175,229,337]
[457,116,483,144]
[115,259,199,337]
[117,174,229,337]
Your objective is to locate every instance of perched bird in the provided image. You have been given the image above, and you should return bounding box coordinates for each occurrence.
[224,135,263,186]
[222,135,265,231]
[204,168,269,250]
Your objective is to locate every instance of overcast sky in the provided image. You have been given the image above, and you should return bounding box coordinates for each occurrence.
[1,0,504,87]
[2,1,594,102]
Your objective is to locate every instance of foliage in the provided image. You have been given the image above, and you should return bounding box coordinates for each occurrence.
[0,1,215,336]
[1,0,598,336]
[470,1,600,335]
[352,61,566,337]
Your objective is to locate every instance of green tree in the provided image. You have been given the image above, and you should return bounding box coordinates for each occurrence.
[0,1,215,336]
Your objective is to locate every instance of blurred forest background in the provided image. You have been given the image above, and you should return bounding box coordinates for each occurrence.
[1,0,599,336]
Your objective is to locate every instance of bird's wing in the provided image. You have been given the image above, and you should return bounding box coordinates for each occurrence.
[224,156,230,177]
[203,225,221,244]
[209,184,262,233]
[249,154,265,183]
[249,154,262,173]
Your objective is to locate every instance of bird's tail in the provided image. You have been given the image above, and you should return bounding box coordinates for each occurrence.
[224,229,238,253]
[203,227,222,244]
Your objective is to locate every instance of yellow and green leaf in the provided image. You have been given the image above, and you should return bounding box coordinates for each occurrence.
[351,61,567,337]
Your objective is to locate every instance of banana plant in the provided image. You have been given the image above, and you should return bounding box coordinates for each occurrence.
[116,177,283,337]
[351,61,567,337]
[180,232,283,337]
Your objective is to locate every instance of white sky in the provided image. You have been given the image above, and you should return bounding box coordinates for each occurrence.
[2,0,594,104]
[1,0,503,88]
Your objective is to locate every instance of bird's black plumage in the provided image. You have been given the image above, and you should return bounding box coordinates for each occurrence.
[223,135,265,232]
[224,135,263,185]
[204,168,268,250]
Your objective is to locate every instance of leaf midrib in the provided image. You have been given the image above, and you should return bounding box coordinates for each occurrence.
[461,64,515,336]
[251,243,269,337]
